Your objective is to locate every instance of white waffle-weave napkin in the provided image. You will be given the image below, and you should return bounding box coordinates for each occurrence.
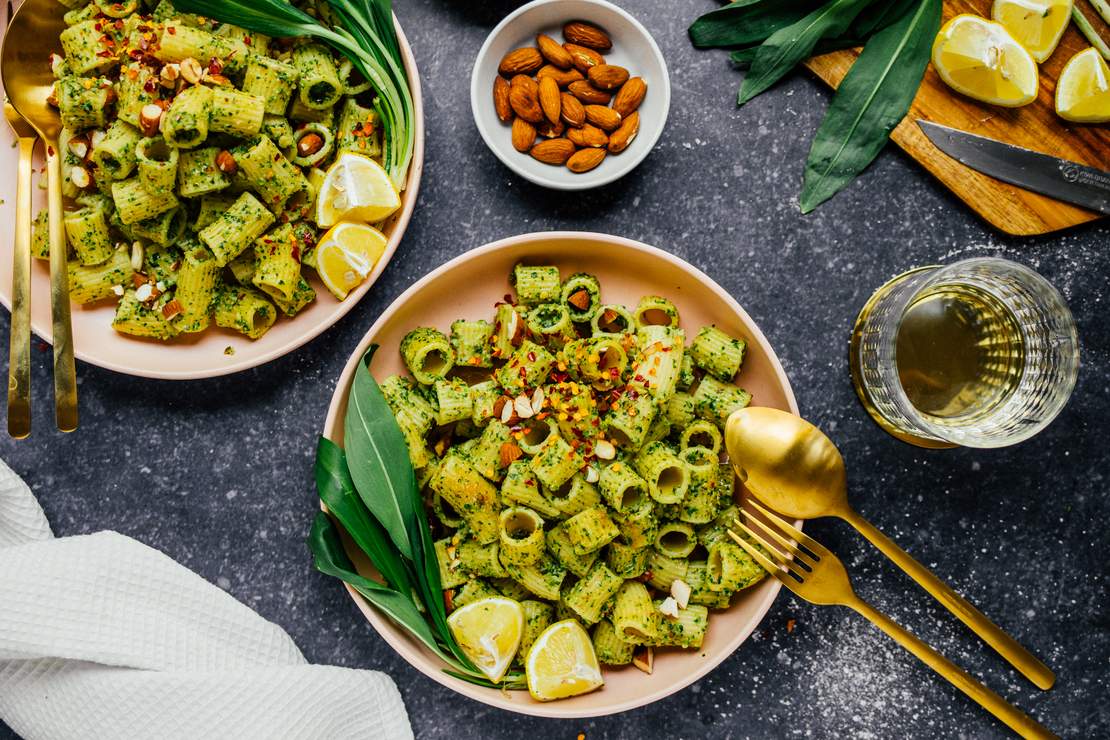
[0,458,412,740]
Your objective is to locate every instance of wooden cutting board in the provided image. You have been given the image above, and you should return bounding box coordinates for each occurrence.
[804,0,1110,236]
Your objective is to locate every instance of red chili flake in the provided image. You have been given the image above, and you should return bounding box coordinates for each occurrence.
[525,478,535,487]
[273,153,281,162]
[167,26,176,34]
[636,571,654,583]
[244,36,252,44]
[527,351,536,362]
[591,418,600,427]
[503,293,514,304]
[609,368,619,377]
[518,367,527,379]
[291,244,300,261]
[137,24,151,32]
[208,58,223,75]
[96,50,113,58]
[279,213,290,224]
[113,18,124,30]
[634,374,644,382]
[128,49,144,61]
[94,21,103,31]
[46,146,55,156]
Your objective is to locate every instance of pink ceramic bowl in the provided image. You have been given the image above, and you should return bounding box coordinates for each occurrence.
[322,231,799,718]
[0,18,424,379]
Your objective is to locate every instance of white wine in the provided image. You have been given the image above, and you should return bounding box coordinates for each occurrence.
[895,285,1025,421]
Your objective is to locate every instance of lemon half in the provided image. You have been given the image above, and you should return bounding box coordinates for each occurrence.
[315,152,401,229]
[446,597,524,684]
[1056,47,1110,122]
[991,0,1073,63]
[932,14,1039,107]
[525,619,604,701]
[314,222,388,300]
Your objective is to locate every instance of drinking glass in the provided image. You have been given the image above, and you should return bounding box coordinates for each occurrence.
[849,258,1079,449]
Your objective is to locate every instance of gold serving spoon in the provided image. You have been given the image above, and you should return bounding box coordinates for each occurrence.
[724,406,1054,690]
[1,0,77,432]
[4,96,35,438]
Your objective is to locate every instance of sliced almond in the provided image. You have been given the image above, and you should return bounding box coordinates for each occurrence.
[632,646,653,675]
[179,57,203,84]
[69,166,90,189]
[584,465,600,484]
[658,596,680,619]
[594,439,616,460]
[514,395,534,419]
[568,289,591,309]
[531,386,545,410]
[161,299,183,320]
[130,241,144,272]
[671,578,691,610]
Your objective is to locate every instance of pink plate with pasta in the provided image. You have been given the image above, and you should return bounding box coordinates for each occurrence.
[0,13,423,380]
[322,231,799,717]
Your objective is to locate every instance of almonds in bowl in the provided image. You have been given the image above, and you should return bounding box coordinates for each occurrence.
[470,0,671,191]
[496,21,646,175]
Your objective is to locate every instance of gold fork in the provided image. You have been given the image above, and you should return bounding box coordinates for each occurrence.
[730,498,1055,739]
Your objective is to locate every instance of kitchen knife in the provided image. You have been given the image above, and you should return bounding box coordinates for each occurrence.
[917,119,1110,216]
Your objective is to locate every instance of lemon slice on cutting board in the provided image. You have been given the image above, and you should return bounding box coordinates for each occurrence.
[446,597,524,683]
[525,619,604,701]
[315,152,401,229]
[991,0,1073,63]
[314,222,388,300]
[932,14,1039,107]
[1056,47,1110,122]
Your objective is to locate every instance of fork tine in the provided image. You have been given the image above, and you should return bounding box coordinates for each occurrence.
[746,497,831,559]
[737,514,817,569]
[727,530,795,587]
[731,520,808,580]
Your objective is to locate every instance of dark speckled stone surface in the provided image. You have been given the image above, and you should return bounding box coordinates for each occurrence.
[2,1,1108,738]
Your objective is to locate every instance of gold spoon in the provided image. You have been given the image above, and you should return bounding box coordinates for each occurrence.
[725,406,1054,690]
[4,98,35,438]
[1,0,77,432]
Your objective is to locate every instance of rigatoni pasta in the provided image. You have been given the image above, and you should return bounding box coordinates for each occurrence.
[43,1,393,343]
[380,264,767,683]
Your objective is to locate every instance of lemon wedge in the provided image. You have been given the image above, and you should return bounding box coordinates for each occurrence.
[446,597,524,684]
[932,14,1039,107]
[314,222,388,300]
[1056,47,1110,122]
[991,0,1073,63]
[525,619,604,701]
[315,152,401,229]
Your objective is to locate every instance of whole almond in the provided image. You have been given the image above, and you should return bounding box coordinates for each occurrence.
[512,117,537,152]
[564,43,604,73]
[607,111,639,153]
[536,118,565,138]
[493,76,512,123]
[537,64,584,88]
[509,75,543,124]
[536,33,573,69]
[538,76,561,125]
[612,77,647,117]
[530,138,576,165]
[567,124,608,148]
[566,147,606,173]
[498,47,543,76]
[563,21,612,51]
[560,92,585,127]
[584,104,621,132]
[568,80,611,105]
[587,64,629,91]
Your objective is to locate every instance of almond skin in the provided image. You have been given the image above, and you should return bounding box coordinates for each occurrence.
[493,76,512,123]
[564,43,605,73]
[607,111,639,153]
[536,118,565,138]
[536,33,573,69]
[587,64,629,91]
[567,124,608,148]
[584,104,621,131]
[512,117,537,152]
[538,76,561,125]
[612,77,647,117]
[509,75,544,124]
[536,64,584,88]
[560,93,585,127]
[566,147,606,173]
[530,138,576,165]
[498,47,543,76]
[563,21,612,51]
[568,80,611,105]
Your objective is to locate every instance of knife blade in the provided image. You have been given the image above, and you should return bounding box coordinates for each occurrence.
[916,119,1110,216]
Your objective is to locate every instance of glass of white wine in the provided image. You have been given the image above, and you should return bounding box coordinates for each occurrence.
[849,258,1079,449]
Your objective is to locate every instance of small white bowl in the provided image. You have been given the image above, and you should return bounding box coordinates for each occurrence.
[470,0,670,190]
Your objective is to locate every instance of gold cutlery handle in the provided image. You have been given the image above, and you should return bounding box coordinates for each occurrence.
[44,143,77,432]
[843,508,1054,690]
[7,136,34,438]
[849,596,1056,739]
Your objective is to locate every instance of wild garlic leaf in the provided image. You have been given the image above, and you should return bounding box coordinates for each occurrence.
[689,0,819,49]
[800,0,941,212]
[738,0,875,105]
